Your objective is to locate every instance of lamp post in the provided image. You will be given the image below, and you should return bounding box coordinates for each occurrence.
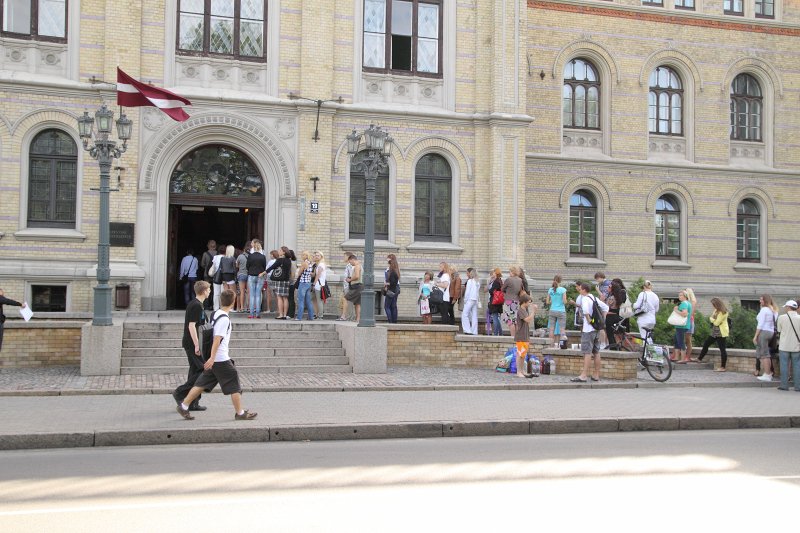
[346,124,393,327]
[77,104,132,326]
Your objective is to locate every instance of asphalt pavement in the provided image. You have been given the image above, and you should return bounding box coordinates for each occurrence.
[0,365,798,450]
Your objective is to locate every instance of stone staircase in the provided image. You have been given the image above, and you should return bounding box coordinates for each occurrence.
[121,319,351,375]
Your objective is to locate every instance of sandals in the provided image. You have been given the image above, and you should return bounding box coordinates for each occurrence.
[570,377,587,383]
[714,367,727,372]
[590,377,600,382]
[234,410,258,420]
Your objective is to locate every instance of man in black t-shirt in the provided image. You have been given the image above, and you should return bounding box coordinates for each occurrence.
[172,281,211,411]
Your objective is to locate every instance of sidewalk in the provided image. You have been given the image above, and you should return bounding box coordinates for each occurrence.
[0,366,798,450]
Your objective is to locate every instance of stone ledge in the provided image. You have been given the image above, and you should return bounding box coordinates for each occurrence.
[542,348,639,360]
[4,320,88,329]
[455,334,549,345]
[385,324,460,332]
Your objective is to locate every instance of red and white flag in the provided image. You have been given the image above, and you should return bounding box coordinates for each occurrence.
[116,67,191,122]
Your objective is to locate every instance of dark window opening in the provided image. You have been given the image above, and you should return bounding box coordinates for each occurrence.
[31,285,67,312]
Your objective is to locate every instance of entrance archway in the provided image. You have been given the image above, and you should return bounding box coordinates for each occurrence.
[167,144,265,309]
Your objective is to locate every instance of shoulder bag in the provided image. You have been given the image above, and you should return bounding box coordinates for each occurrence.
[619,294,634,319]
[667,310,688,327]
[491,288,505,306]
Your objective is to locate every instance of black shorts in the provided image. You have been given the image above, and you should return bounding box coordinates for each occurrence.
[193,359,242,395]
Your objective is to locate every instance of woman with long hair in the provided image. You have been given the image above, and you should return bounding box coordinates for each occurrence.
[488,268,504,336]
[264,249,279,315]
[295,251,315,320]
[502,266,524,337]
[633,280,659,344]
[547,275,567,347]
[754,294,778,381]
[435,262,452,325]
[383,255,400,323]
[235,241,250,313]
[265,246,292,319]
[605,278,628,350]
[696,298,730,371]
[210,244,226,311]
[312,251,327,319]
[684,288,697,358]
[245,240,267,318]
[671,290,691,362]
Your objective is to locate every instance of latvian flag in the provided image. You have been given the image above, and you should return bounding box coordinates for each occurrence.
[116,67,192,122]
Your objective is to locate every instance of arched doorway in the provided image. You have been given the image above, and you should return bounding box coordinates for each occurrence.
[167,144,265,309]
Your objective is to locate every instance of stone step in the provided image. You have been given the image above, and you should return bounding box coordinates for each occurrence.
[123,330,336,340]
[120,364,353,375]
[123,321,338,332]
[122,339,341,349]
[121,355,350,367]
[121,347,346,357]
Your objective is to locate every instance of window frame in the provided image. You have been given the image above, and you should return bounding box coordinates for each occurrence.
[563,58,601,131]
[730,73,763,142]
[348,151,391,241]
[723,0,744,15]
[413,153,452,242]
[674,0,695,10]
[755,0,775,19]
[655,195,681,260]
[27,128,78,229]
[176,0,268,63]
[649,66,683,136]
[736,199,761,263]
[29,284,68,312]
[641,0,663,6]
[0,0,68,43]
[569,190,598,258]
[362,0,443,79]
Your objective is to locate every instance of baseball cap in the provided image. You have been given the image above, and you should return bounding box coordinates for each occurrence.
[784,300,798,309]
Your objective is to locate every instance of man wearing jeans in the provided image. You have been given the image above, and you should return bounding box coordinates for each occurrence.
[776,300,800,391]
[571,282,608,383]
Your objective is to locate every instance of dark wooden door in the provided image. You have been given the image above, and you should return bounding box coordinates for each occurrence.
[167,205,180,309]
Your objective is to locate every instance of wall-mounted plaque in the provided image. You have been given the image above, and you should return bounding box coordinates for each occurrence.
[110,223,135,247]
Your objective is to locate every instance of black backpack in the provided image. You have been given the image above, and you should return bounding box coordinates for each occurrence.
[197,312,229,360]
[587,295,605,330]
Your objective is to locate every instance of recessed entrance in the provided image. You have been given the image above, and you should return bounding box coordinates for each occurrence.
[167,144,265,309]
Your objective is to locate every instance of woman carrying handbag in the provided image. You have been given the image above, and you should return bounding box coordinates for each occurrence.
[669,290,691,363]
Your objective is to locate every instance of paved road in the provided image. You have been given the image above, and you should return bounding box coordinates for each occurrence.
[0,429,797,531]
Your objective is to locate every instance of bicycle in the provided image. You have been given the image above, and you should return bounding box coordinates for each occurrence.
[638,327,672,382]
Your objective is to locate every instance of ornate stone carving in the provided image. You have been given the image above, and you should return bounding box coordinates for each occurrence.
[182,65,200,78]
[273,117,295,140]
[394,84,407,96]
[7,48,25,62]
[421,86,435,98]
[563,130,602,150]
[730,141,765,161]
[243,70,259,84]
[367,81,381,94]
[648,136,686,159]
[142,107,167,132]
[361,74,444,108]
[41,51,61,66]
[214,68,229,81]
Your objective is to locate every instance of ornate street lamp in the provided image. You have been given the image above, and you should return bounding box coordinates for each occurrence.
[77,103,132,326]
[346,124,392,327]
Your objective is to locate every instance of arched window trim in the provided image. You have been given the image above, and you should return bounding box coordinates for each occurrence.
[563,58,601,131]
[342,151,397,248]
[736,198,761,262]
[649,66,683,136]
[408,149,462,251]
[730,73,763,142]
[569,189,597,257]
[564,186,606,267]
[15,123,85,242]
[560,50,613,157]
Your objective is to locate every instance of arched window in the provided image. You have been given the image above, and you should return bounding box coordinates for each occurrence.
[737,199,760,262]
[28,129,78,228]
[649,66,683,135]
[655,195,680,258]
[349,150,389,239]
[414,153,451,241]
[563,59,600,130]
[730,73,762,142]
[169,144,264,199]
[569,190,596,256]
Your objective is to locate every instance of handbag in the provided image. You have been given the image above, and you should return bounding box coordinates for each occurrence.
[419,298,430,315]
[212,263,223,285]
[619,297,634,319]
[429,287,444,305]
[491,289,505,306]
[385,290,396,298]
[667,310,688,327]
[322,283,331,301]
[269,265,283,281]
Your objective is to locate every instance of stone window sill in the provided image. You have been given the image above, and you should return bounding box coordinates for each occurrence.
[733,262,771,272]
[406,241,464,254]
[651,259,691,270]
[340,239,400,252]
[564,257,607,267]
[14,228,86,242]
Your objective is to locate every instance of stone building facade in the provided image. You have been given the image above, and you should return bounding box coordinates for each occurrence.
[0,0,797,316]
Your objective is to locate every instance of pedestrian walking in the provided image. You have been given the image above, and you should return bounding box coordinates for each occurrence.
[266,247,292,319]
[337,252,355,321]
[171,281,210,412]
[435,262,452,325]
[633,280,659,343]
[344,254,363,322]
[571,282,608,383]
[684,287,697,358]
[199,239,217,309]
[245,240,267,318]
[383,255,400,323]
[776,300,800,391]
[695,297,730,372]
[235,242,250,313]
[547,275,567,348]
[176,289,257,421]
[754,294,778,382]
[418,271,434,324]
[502,266,524,337]
[461,268,480,334]
[488,268,503,336]
[178,249,199,306]
[0,288,26,352]
[515,293,535,378]
[312,251,328,319]
[671,290,692,363]
[295,251,315,321]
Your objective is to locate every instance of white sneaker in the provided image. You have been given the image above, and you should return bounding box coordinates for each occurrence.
[757,374,773,382]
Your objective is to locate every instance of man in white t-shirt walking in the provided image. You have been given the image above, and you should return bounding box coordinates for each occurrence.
[571,282,609,383]
[176,289,257,420]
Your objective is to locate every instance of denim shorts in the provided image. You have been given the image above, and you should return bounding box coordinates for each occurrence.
[237,274,248,283]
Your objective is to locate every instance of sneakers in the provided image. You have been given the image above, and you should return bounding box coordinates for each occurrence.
[176,404,194,420]
[757,374,773,382]
[235,410,258,420]
[171,391,182,405]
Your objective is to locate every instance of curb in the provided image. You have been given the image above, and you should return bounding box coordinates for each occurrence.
[1,415,798,451]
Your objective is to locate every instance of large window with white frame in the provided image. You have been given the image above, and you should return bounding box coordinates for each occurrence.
[675,0,695,10]
[755,0,774,18]
[363,0,442,76]
[563,58,600,130]
[569,190,597,257]
[730,73,762,142]
[27,129,77,229]
[177,0,266,61]
[655,195,681,259]
[349,151,389,240]
[1,0,67,41]
[649,66,683,136]
[737,199,761,262]
[414,153,451,241]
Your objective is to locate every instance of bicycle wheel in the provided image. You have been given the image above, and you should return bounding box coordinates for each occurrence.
[643,350,672,382]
